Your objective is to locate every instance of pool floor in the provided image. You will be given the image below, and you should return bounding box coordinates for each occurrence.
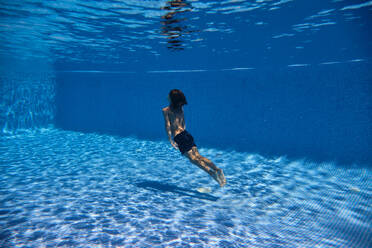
[0,129,370,247]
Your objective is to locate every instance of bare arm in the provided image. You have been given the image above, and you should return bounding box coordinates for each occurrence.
[162,109,172,141]
[182,114,186,130]
[162,109,178,150]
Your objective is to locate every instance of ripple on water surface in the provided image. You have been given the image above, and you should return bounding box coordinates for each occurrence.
[0,129,371,247]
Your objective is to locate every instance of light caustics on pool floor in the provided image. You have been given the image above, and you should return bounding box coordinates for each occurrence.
[0,129,370,247]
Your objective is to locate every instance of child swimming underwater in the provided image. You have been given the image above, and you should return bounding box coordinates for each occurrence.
[162,89,226,187]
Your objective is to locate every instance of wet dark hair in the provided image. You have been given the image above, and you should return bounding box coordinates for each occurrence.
[169,89,187,112]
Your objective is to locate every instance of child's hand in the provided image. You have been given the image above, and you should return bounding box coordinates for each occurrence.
[171,141,178,150]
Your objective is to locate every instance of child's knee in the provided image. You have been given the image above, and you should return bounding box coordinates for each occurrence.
[189,157,200,165]
[200,156,212,164]
[204,157,212,163]
[187,154,199,164]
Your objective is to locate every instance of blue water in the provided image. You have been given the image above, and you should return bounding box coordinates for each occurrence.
[1,0,371,247]
[1,129,371,247]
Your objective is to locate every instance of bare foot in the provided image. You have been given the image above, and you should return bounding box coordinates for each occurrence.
[208,169,226,187]
[210,170,220,185]
[216,169,226,187]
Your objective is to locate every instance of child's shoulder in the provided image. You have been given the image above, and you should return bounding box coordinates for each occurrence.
[162,106,170,112]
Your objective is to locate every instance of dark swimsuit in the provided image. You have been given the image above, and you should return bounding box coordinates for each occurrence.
[173,130,196,155]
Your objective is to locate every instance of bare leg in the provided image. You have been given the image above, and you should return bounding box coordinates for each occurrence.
[200,156,219,171]
[191,147,226,185]
[187,153,216,178]
[185,147,226,186]
[198,156,226,186]
[189,147,218,170]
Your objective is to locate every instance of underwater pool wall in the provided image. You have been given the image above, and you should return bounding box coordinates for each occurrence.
[0,71,56,133]
[55,62,371,166]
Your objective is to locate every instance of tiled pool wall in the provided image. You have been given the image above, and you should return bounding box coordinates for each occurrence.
[55,63,371,166]
[0,72,55,133]
[0,62,370,166]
